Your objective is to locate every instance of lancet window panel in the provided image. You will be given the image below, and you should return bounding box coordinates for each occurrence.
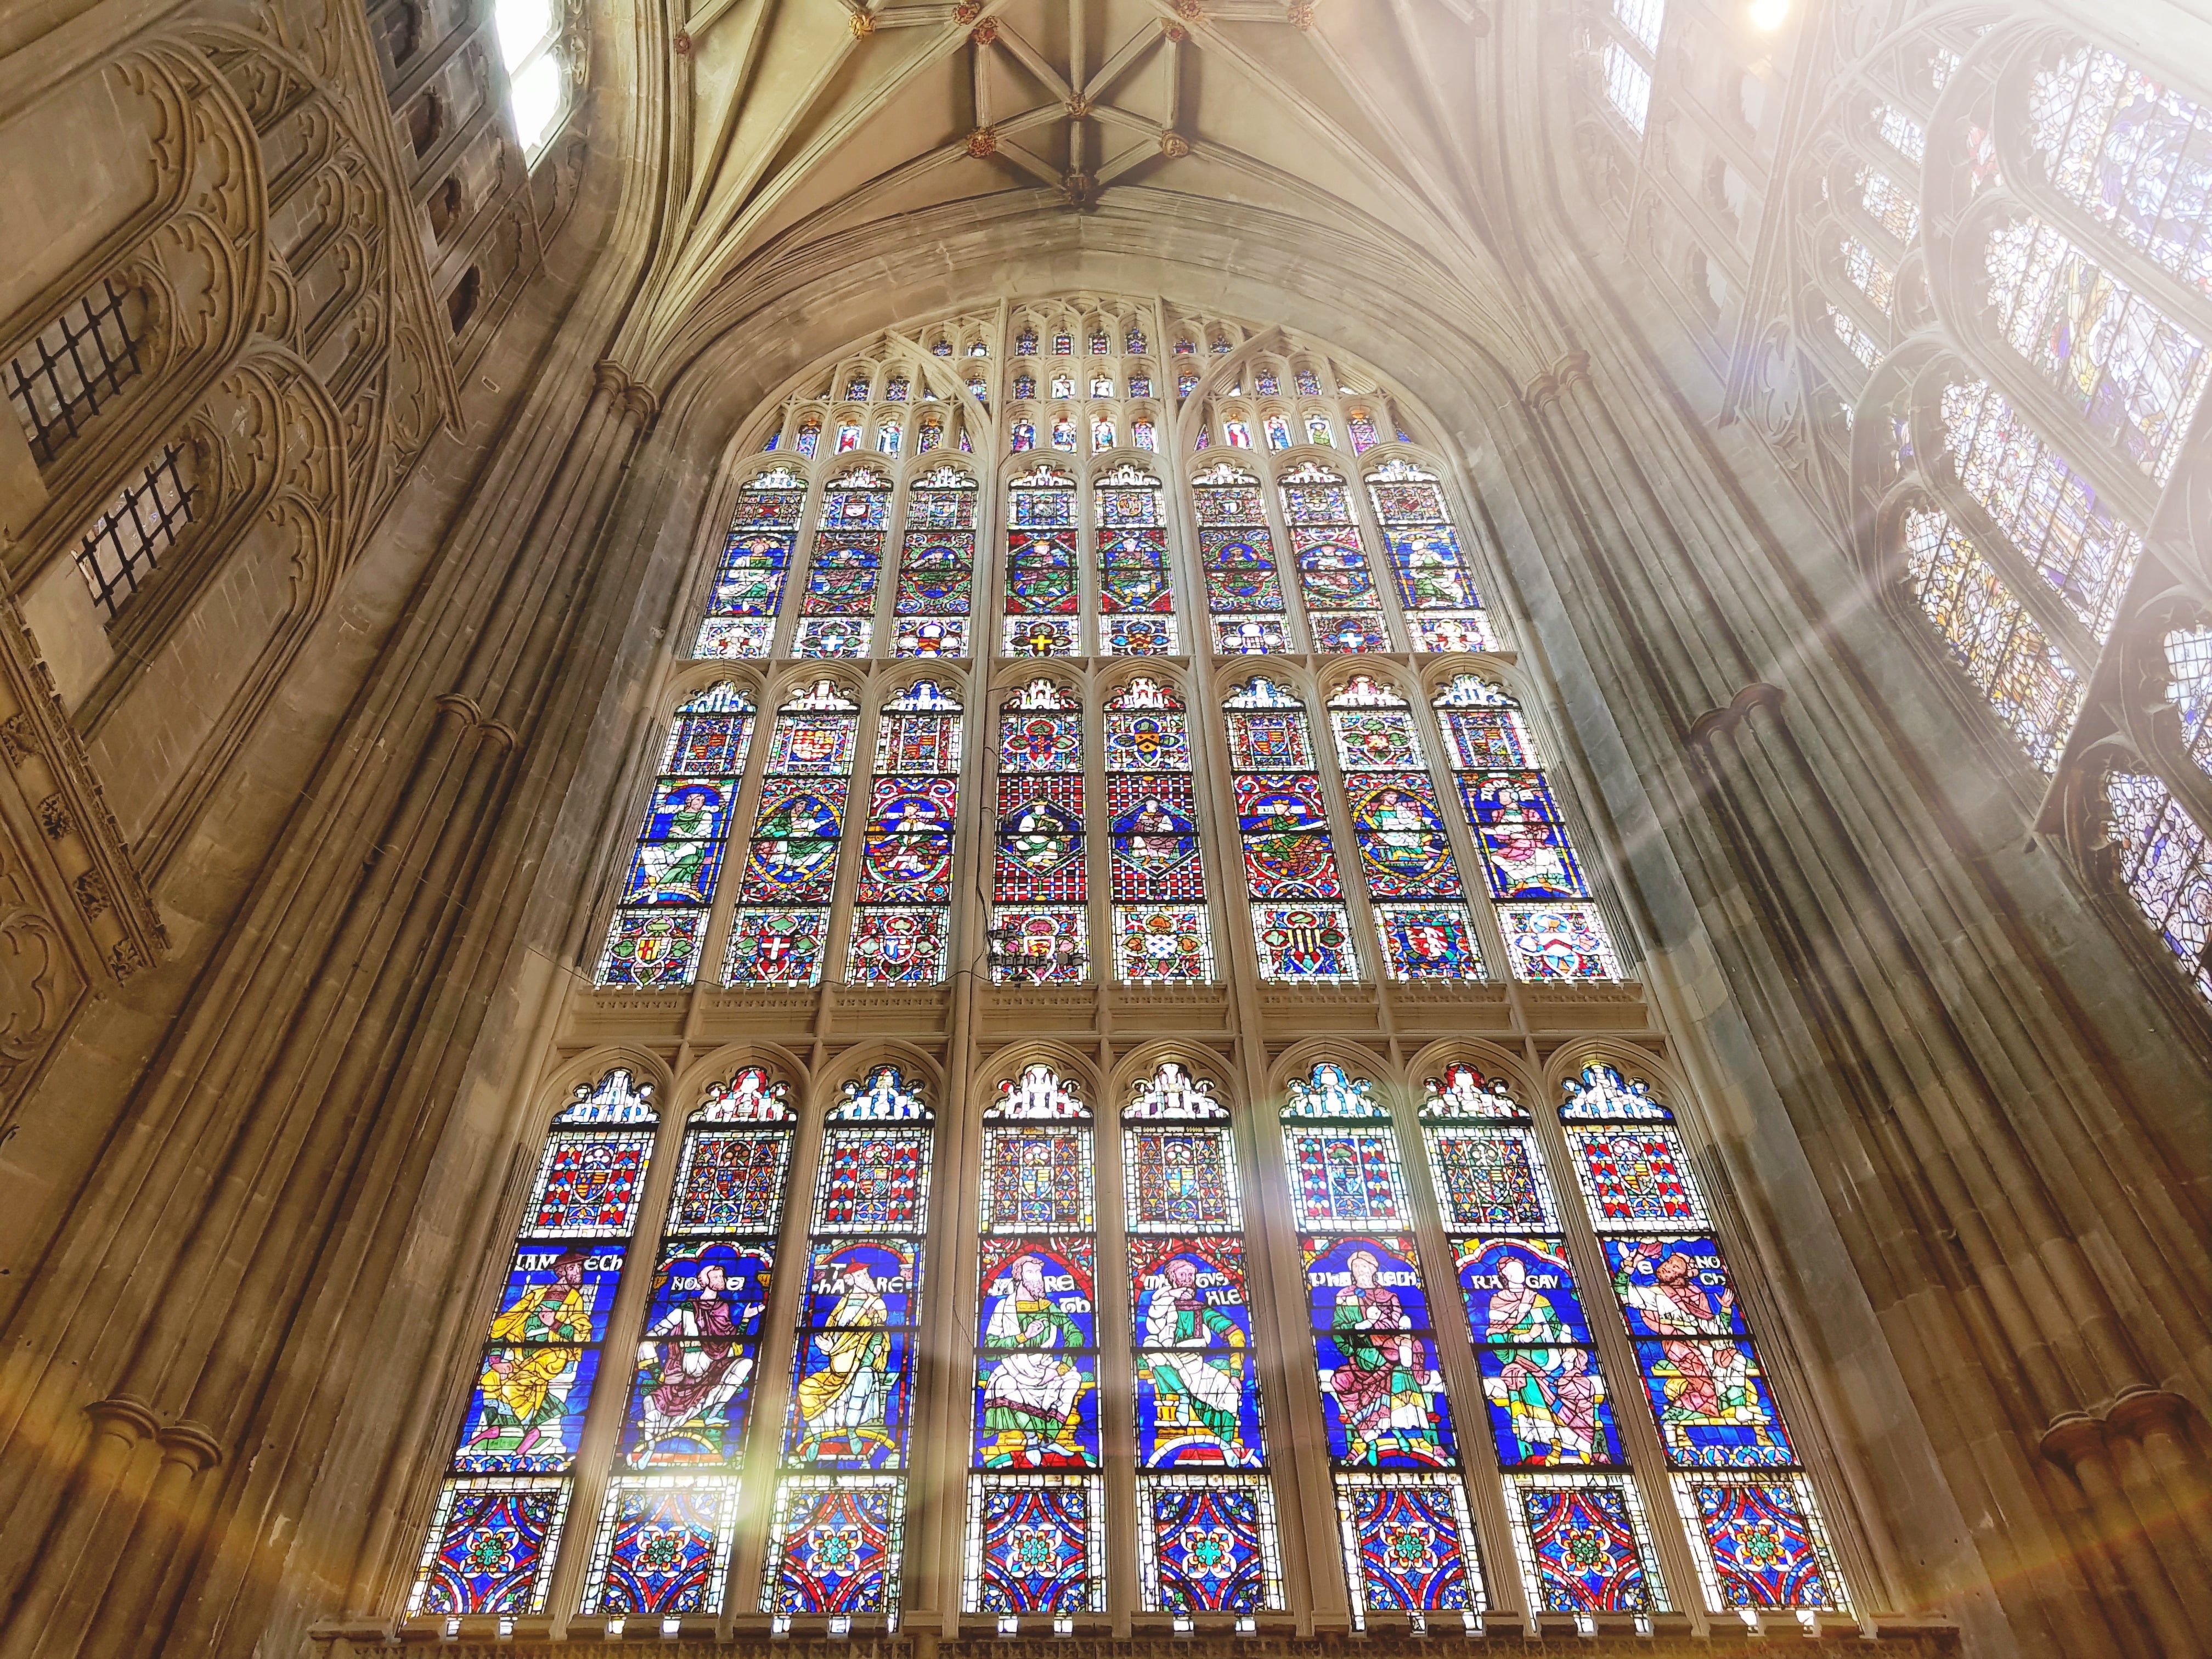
[893,465,978,659]
[966,1065,1106,1622]
[1434,676,1622,983]
[763,1066,934,1627]
[1124,1062,1285,1617]
[1106,677,1215,983]
[584,1069,798,1619]
[846,680,963,985]
[1094,464,1178,654]
[1003,465,1081,659]
[1224,678,1361,984]
[408,1071,659,1621]
[696,470,805,658]
[1416,1065,1666,1616]
[992,679,1090,984]
[1194,460,1291,656]
[1556,1064,1849,1615]
[796,466,892,659]
[1280,1062,1487,1632]
[726,680,862,987]
[1280,461,1390,654]
[597,683,756,989]
[1365,461,1498,654]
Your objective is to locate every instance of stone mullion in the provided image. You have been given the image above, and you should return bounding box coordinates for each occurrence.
[771,464,832,661]
[693,676,783,994]
[1094,1098,1137,1636]
[1250,451,1307,655]
[936,1073,986,1636]
[816,677,884,986]
[1302,680,1387,989]
[1340,447,1415,656]
[1082,665,1110,985]
[1692,712,2191,1656]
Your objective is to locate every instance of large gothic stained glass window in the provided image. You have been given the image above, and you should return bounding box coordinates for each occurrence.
[586,1070,797,1619]
[763,1066,934,1628]
[1094,462,1178,655]
[1107,677,1213,982]
[597,683,754,987]
[727,680,861,986]
[697,469,803,658]
[410,1071,657,1620]
[847,680,962,985]
[966,1064,1105,1625]
[1126,1061,1284,1618]
[1282,1062,1485,1632]
[1226,678,1359,983]
[992,679,1088,983]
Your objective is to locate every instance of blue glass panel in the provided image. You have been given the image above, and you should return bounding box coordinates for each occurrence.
[974,1352,1101,1468]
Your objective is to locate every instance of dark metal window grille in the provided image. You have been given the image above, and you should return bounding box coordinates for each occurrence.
[75,445,194,618]
[4,280,143,467]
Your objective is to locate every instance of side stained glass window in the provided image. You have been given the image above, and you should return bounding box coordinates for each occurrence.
[408,1071,657,1621]
[893,465,978,659]
[1328,675,1484,981]
[1094,462,1179,654]
[697,469,805,659]
[1434,676,1621,981]
[1193,460,1290,656]
[1004,464,1080,658]
[847,681,963,985]
[1365,461,1497,653]
[965,1065,1107,1624]
[1559,1065,1850,1616]
[798,466,891,659]
[599,684,755,988]
[1280,460,1389,653]
[1125,1062,1285,1617]
[726,680,861,986]
[992,679,1089,983]
[1417,1065,1664,1615]
[762,1067,934,1628]
[1106,678,1214,983]
[1282,1062,1485,1632]
[585,1070,797,1618]
[2110,627,2212,1002]
[1224,678,1359,984]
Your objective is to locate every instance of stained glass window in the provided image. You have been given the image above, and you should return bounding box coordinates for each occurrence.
[762,1066,933,1628]
[845,681,962,984]
[2030,46,2212,297]
[1094,462,1178,654]
[1304,411,1335,446]
[1277,460,1387,654]
[2109,629,2212,1004]
[1328,675,1483,980]
[1612,0,1661,53]
[598,682,754,988]
[1281,1062,1485,1630]
[795,466,889,659]
[1874,103,1924,162]
[917,413,944,453]
[409,1071,657,1618]
[1942,382,2145,639]
[1435,675,1622,981]
[1558,1064,1849,1614]
[1107,678,1214,982]
[1367,460,1496,653]
[1347,408,1381,452]
[1900,508,2080,770]
[1003,464,1079,658]
[992,679,1089,983]
[891,465,977,658]
[1855,167,1919,241]
[1125,1062,1284,1618]
[1416,1065,1665,1613]
[876,421,901,456]
[696,468,804,658]
[836,419,861,454]
[1839,238,1895,314]
[726,680,861,986]
[585,1070,797,1617]
[965,1065,1105,1625]
[1827,304,1881,370]
[1226,678,1359,983]
[1194,460,1289,655]
[1983,218,2210,483]
[796,416,821,458]
[1601,42,1651,134]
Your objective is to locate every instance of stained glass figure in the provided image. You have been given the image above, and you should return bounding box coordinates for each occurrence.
[1227,680,1360,981]
[1193,460,1289,654]
[2030,47,2212,298]
[1224,418,1252,448]
[1367,460,1494,652]
[836,420,861,454]
[1327,677,1482,978]
[966,1068,1107,1618]
[1347,409,1381,452]
[696,469,804,657]
[795,416,821,458]
[1094,463,1179,653]
[991,679,1090,983]
[1414,1066,1664,1611]
[1901,507,2081,770]
[1133,418,1157,451]
[1983,218,2210,482]
[1305,412,1335,445]
[1556,1064,1847,1610]
[1107,678,1215,981]
[890,464,976,658]
[1279,460,1387,651]
[877,421,901,456]
[844,681,961,984]
[764,1070,932,1622]
[1002,465,1079,658]
[409,1073,657,1615]
[727,681,860,986]
[1279,1062,1484,1618]
[918,413,944,453]
[599,684,754,987]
